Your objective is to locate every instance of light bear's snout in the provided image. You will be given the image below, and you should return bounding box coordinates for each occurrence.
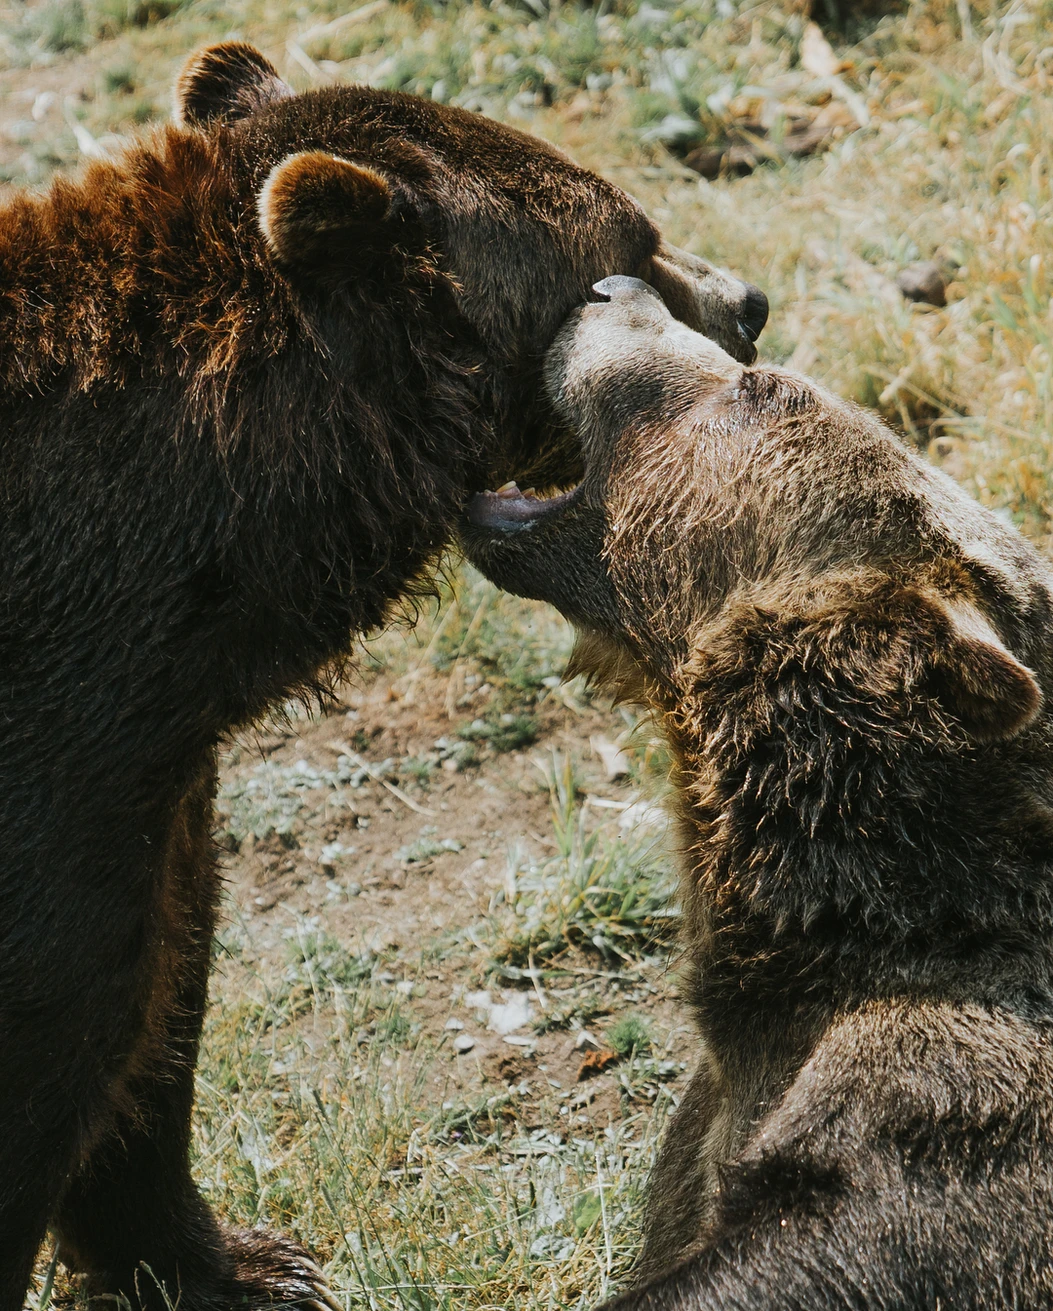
[590,275,666,305]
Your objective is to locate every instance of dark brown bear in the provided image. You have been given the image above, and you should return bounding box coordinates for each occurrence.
[0,48,768,1311]
[463,276,1053,1308]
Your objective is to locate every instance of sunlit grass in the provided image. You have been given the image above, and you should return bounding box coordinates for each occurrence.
[193,916,671,1311]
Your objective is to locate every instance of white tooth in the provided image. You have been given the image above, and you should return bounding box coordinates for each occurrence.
[523,488,537,499]
[497,481,520,498]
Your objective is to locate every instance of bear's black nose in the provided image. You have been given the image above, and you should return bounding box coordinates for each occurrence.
[738,284,769,344]
[591,275,665,304]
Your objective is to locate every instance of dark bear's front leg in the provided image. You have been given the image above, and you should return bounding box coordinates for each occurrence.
[0,1197,54,1311]
[53,767,340,1311]
[0,811,190,1311]
[0,892,163,1309]
[55,977,339,1311]
[57,1050,339,1311]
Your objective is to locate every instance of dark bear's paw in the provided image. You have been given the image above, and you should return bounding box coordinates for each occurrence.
[224,1228,342,1311]
[72,1228,341,1311]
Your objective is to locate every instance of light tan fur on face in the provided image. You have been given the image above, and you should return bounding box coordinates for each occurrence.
[545,285,743,439]
[541,291,1052,700]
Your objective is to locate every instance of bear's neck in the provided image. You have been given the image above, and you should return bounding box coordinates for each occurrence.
[666,711,1053,1009]
[663,710,1053,1167]
[0,132,487,804]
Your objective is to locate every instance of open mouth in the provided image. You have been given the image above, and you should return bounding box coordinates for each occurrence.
[466,480,583,533]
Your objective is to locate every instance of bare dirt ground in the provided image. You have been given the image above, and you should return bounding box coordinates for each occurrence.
[216,657,693,1148]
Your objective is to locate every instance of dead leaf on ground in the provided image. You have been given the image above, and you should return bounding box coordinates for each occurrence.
[576,1048,620,1081]
[591,734,631,781]
[897,261,949,307]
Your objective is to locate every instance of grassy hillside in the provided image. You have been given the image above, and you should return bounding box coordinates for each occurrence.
[11,2,1053,1308]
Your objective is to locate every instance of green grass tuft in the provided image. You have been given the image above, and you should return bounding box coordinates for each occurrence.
[606,1014,654,1059]
[488,754,678,969]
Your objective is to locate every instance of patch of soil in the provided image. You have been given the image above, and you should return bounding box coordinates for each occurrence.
[216,666,695,1135]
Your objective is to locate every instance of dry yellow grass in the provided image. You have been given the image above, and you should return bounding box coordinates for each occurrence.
[530,2,1053,540]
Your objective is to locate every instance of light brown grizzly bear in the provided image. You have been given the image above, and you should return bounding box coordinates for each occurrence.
[0,46,769,1311]
[463,275,1053,1309]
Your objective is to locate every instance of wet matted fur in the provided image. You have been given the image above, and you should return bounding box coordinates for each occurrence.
[0,52,768,1311]
[462,277,1053,1309]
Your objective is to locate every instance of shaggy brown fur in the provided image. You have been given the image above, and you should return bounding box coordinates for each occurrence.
[0,52,768,1311]
[462,276,1053,1309]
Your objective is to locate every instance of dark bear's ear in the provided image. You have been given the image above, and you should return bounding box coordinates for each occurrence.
[257,151,393,275]
[927,597,1042,743]
[175,42,293,128]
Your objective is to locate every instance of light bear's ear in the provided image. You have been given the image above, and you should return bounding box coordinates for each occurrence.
[694,578,1042,749]
[839,586,1042,744]
[257,151,393,276]
[175,42,293,128]
[926,597,1042,743]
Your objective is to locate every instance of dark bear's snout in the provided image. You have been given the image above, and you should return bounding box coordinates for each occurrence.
[738,283,769,344]
[646,244,766,364]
